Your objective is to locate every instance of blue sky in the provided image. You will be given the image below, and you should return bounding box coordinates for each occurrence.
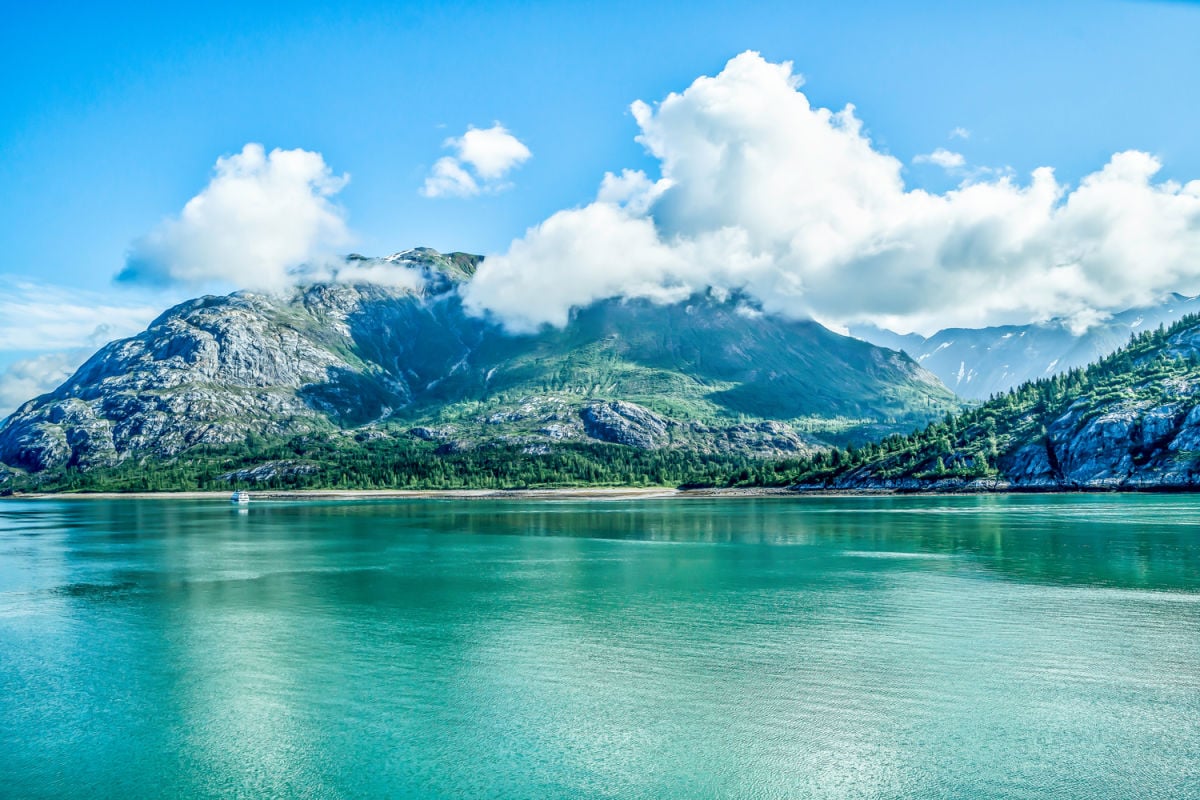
[1,0,1199,406]
[5,0,1199,280]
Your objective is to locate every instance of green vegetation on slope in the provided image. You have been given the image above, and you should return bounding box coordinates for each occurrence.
[394,293,960,446]
[759,316,1200,488]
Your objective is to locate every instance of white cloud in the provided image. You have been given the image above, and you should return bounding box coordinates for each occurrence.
[0,281,159,418]
[319,253,428,291]
[949,127,971,140]
[118,143,352,290]
[913,148,966,169]
[0,351,88,419]
[463,51,1200,335]
[0,280,158,351]
[422,156,481,198]
[421,123,531,198]
[455,124,533,179]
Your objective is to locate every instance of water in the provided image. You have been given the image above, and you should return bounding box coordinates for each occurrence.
[1,494,1199,799]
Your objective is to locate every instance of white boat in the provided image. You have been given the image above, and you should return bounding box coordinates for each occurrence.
[230,491,250,505]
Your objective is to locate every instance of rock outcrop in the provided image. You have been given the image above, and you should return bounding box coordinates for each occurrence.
[581,401,670,449]
[219,460,321,484]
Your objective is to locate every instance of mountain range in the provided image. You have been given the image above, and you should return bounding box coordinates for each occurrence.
[6,246,1200,494]
[853,294,1200,399]
[0,249,958,491]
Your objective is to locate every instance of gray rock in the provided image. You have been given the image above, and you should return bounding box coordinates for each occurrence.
[580,401,670,449]
[409,426,454,441]
[722,421,818,457]
[219,460,320,483]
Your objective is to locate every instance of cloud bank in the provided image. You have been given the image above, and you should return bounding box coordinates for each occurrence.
[0,281,158,351]
[0,351,88,418]
[118,144,352,290]
[464,51,1200,335]
[0,281,159,418]
[422,124,531,198]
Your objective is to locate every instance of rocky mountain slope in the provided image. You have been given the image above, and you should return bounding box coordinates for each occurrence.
[792,314,1200,491]
[0,249,958,485]
[853,294,1200,399]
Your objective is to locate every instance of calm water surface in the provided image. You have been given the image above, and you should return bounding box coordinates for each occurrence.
[1,494,1199,799]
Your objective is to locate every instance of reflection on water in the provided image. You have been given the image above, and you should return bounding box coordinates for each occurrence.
[1,495,1199,799]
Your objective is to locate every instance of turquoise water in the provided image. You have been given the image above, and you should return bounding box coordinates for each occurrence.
[1,495,1199,799]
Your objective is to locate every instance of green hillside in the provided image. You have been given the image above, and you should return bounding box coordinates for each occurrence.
[769,315,1200,491]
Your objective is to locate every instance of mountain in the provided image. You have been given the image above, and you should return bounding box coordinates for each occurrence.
[788,313,1200,491]
[852,294,1200,399]
[0,249,958,491]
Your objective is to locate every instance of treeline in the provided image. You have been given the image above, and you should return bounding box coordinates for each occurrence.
[13,434,800,493]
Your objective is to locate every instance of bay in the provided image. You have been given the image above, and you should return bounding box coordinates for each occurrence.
[1,494,1198,799]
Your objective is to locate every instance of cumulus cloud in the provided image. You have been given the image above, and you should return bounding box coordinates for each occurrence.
[118,144,352,290]
[422,157,480,199]
[913,148,966,170]
[949,126,971,140]
[421,124,531,197]
[463,51,1200,335]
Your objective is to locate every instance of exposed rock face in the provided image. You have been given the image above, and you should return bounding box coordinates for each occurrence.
[0,289,387,471]
[718,421,813,456]
[219,460,320,484]
[581,401,670,449]
[999,401,1200,489]
[0,248,958,475]
[0,250,482,473]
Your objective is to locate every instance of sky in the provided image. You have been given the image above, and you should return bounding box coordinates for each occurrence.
[1,0,1199,411]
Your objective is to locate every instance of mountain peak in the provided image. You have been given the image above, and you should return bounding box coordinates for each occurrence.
[378,247,482,282]
[857,293,1200,399]
[340,248,482,290]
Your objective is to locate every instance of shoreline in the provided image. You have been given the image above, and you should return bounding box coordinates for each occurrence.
[6,486,808,501]
[7,485,1192,501]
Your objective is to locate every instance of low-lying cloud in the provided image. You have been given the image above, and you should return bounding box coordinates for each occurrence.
[422,124,531,198]
[0,281,158,351]
[0,281,159,418]
[463,51,1200,335]
[0,351,89,418]
[118,144,352,290]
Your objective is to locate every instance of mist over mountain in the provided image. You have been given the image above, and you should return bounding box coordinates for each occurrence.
[853,294,1200,400]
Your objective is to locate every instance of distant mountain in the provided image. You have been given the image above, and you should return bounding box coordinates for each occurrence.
[791,312,1200,491]
[853,294,1200,399]
[0,249,957,490]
